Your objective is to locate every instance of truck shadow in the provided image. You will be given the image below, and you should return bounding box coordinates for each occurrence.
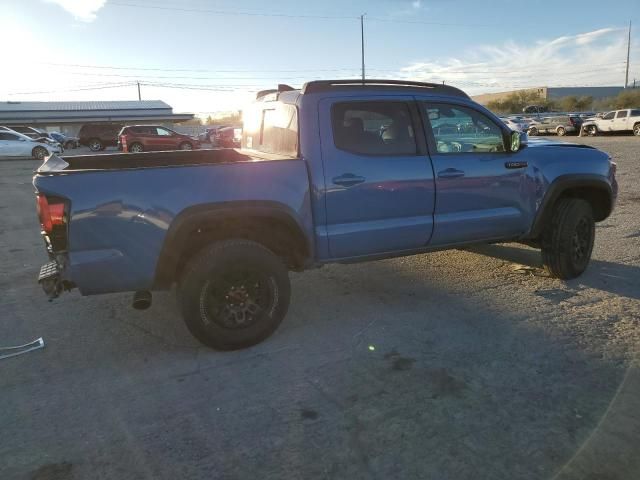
[465,243,640,301]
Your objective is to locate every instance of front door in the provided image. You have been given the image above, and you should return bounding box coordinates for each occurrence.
[319,97,436,258]
[613,110,629,131]
[420,101,529,245]
[148,127,176,151]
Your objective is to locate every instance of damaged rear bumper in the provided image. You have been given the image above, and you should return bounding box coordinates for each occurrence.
[38,259,74,300]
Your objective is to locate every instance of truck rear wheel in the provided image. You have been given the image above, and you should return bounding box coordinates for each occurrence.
[541,198,594,279]
[177,239,290,350]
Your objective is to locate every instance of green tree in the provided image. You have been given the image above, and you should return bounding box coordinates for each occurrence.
[486,89,545,114]
[613,89,640,109]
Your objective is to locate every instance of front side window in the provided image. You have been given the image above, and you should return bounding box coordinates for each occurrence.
[424,103,505,154]
[331,101,416,155]
[603,112,615,120]
[156,127,172,136]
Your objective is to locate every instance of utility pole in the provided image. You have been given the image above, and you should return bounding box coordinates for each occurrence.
[360,14,365,83]
[625,21,631,88]
[137,81,141,101]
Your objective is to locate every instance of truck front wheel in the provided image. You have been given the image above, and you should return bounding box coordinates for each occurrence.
[177,239,290,350]
[541,198,595,279]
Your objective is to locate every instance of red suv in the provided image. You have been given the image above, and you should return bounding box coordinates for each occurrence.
[118,125,200,153]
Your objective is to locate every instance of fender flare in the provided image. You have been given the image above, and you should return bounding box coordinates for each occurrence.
[152,201,311,289]
[527,174,613,239]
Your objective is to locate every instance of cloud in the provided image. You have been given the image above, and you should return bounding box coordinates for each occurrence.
[398,27,633,94]
[44,0,107,22]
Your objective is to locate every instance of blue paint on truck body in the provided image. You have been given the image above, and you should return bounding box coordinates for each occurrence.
[34,82,617,296]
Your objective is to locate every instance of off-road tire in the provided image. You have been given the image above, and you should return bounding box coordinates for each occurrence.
[633,123,640,136]
[32,146,48,160]
[177,239,290,350]
[587,125,598,136]
[541,198,595,279]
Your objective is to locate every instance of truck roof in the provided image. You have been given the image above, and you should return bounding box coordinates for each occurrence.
[256,79,470,104]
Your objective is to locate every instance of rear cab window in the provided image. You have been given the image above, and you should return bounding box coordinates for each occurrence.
[242,101,298,157]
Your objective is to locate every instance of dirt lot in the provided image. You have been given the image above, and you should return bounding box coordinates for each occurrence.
[1,137,639,480]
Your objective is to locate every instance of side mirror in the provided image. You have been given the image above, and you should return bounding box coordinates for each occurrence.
[510,130,521,152]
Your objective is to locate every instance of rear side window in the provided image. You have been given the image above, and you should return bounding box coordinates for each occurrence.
[0,132,20,140]
[242,102,298,156]
[631,110,640,116]
[331,101,416,156]
[616,111,628,118]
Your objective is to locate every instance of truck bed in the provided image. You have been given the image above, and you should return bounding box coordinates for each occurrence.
[37,148,294,173]
[33,150,313,295]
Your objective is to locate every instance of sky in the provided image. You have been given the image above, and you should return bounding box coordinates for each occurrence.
[1,0,638,117]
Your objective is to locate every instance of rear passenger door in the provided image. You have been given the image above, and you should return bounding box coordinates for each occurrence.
[419,101,529,245]
[319,97,436,258]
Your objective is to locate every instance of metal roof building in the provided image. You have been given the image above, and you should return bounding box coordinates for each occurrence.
[0,100,194,135]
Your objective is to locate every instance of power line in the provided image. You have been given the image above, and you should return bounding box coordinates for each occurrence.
[37,61,626,77]
[367,16,493,28]
[8,82,136,95]
[110,2,357,20]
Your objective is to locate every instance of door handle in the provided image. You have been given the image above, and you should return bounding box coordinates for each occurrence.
[333,173,365,187]
[437,168,465,178]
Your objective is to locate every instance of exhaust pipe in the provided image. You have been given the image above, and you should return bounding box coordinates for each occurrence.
[132,290,152,310]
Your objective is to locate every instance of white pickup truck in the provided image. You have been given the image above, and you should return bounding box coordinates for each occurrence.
[581,109,640,136]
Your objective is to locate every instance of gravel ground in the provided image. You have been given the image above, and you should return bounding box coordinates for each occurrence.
[1,136,639,480]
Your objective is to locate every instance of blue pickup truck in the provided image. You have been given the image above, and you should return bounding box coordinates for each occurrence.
[34,80,617,350]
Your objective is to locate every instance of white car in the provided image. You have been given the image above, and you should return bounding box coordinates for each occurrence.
[0,130,63,159]
[581,109,640,136]
[501,117,528,132]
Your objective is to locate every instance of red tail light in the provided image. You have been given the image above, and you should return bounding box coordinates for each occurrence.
[36,194,65,234]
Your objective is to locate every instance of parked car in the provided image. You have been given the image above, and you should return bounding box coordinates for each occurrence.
[205,125,231,144]
[0,130,62,159]
[118,125,201,152]
[581,109,640,136]
[33,79,617,351]
[527,115,582,136]
[500,117,528,132]
[50,132,79,149]
[78,123,124,151]
[5,125,61,146]
[523,105,548,114]
[216,126,241,147]
[196,126,226,143]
